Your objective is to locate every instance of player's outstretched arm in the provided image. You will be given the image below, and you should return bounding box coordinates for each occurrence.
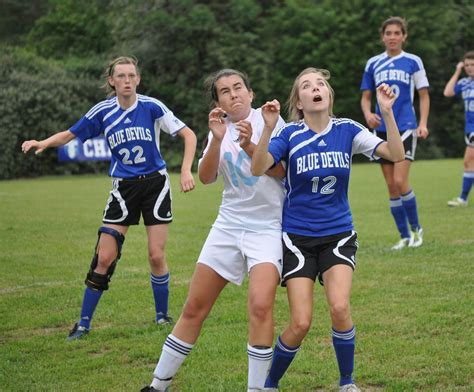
[375,84,404,162]
[177,126,197,193]
[21,130,76,155]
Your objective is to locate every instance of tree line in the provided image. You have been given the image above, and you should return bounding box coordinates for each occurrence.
[1,0,472,179]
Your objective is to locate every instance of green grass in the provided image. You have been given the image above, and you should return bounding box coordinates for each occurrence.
[0,159,473,391]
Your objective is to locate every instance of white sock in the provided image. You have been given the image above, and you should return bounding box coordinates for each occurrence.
[151,334,194,388]
[247,343,273,390]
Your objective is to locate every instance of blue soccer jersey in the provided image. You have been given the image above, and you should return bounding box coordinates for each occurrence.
[268,118,383,237]
[70,94,186,178]
[360,51,429,132]
[454,77,474,133]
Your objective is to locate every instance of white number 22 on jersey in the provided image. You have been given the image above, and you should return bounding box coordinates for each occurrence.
[118,146,146,165]
[311,176,336,194]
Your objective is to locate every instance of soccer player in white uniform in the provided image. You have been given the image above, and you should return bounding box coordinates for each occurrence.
[141,69,286,392]
[360,16,430,250]
[21,56,197,340]
[252,68,405,392]
[444,51,474,207]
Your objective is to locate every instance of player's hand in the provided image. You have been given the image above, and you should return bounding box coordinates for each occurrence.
[376,83,396,114]
[180,170,195,192]
[261,99,280,130]
[208,107,227,141]
[456,61,464,72]
[236,120,252,149]
[21,140,46,155]
[416,125,429,139]
[364,112,381,129]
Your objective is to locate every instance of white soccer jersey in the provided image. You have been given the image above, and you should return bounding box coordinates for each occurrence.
[199,108,286,232]
[70,94,186,178]
[360,51,429,132]
[454,77,474,133]
[268,118,383,237]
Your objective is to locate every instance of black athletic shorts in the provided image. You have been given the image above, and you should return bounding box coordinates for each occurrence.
[375,129,416,163]
[103,169,172,226]
[281,230,358,286]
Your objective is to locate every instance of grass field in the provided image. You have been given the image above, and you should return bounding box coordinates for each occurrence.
[0,159,473,391]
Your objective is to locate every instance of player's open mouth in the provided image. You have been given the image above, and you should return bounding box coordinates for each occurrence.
[313,95,322,102]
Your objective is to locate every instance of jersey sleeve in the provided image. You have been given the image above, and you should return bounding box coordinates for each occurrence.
[360,61,375,91]
[268,125,290,164]
[413,57,429,89]
[69,114,103,142]
[150,100,186,137]
[352,125,384,159]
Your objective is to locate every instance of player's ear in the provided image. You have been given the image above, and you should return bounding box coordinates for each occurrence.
[108,76,115,87]
[136,74,141,86]
[296,100,303,111]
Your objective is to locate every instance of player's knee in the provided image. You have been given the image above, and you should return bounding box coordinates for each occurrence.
[289,315,312,338]
[148,249,165,268]
[329,302,350,323]
[181,298,209,323]
[248,298,273,323]
[85,227,125,291]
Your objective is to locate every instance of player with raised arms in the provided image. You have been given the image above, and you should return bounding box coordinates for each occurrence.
[444,50,474,207]
[360,16,430,250]
[141,69,286,391]
[21,56,197,340]
[251,68,405,391]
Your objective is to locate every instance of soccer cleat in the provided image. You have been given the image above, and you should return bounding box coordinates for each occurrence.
[391,237,410,250]
[447,197,468,207]
[141,383,171,391]
[409,227,423,248]
[339,384,361,392]
[66,323,89,341]
[155,313,174,326]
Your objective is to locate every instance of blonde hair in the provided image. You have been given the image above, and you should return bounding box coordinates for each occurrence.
[102,56,140,96]
[287,68,335,122]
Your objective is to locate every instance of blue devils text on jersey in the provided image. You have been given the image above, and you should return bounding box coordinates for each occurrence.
[70,94,186,178]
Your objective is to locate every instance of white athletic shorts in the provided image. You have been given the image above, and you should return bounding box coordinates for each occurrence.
[197,226,283,285]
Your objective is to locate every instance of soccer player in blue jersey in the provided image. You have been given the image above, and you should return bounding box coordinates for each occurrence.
[251,68,404,392]
[141,69,286,392]
[21,56,197,340]
[360,16,430,250]
[444,51,474,207]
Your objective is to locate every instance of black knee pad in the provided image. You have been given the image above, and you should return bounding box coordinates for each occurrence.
[85,226,125,291]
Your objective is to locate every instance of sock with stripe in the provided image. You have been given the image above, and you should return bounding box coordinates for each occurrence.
[151,272,170,320]
[460,171,474,201]
[78,287,103,329]
[151,334,194,390]
[264,336,300,388]
[332,326,356,386]
[389,197,410,239]
[247,344,273,390]
[401,190,421,231]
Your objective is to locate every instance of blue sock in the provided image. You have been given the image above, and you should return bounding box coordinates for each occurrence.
[332,326,356,386]
[264,336,300,388]
[79,287,103,329]
[389,198,410,239]
[151,272,170,320]
[460,172,474,201]
[401,190,421,231]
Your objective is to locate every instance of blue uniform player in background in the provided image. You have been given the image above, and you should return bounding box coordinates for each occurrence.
[22,56,197,340]
[360,16,430,250]
[444,50,474,207]
[252,68,405,392]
